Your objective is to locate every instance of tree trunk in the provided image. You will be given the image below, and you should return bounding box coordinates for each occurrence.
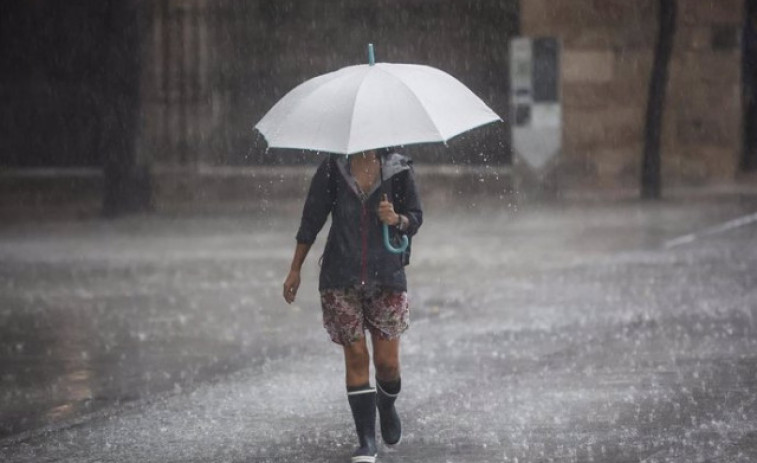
[641,0,677,200]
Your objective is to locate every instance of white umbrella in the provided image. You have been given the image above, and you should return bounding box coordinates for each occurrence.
[254,47,502,155]
[256,45,502,254]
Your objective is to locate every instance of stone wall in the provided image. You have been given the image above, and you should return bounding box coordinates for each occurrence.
[520,0,744,189]
[138,0,518,169]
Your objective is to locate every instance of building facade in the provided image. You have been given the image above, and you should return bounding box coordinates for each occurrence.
[136,0,517,169]
[521,0,749,189]
[1,1,754,218]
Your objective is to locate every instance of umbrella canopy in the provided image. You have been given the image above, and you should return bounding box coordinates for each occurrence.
[255,62,502,155]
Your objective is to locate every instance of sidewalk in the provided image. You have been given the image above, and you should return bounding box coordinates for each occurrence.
[0,164,514,220]
[4,164,757,221]
[1,190,757,462]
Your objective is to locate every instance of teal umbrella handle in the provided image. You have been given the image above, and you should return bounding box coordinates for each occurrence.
[383,223,409,254]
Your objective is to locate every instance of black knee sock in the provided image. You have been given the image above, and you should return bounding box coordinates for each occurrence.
[347,383,372,393]
[376,377,401,396]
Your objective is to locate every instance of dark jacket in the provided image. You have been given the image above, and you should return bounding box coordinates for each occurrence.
[296,153,423,291]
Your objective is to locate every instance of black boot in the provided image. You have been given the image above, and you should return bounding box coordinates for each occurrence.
[347,387,378,463]
[376,378,402,446]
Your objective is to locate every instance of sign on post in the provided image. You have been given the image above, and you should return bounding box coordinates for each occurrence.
[510,37,561,171]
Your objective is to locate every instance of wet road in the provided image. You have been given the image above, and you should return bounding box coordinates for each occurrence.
[1,196,757,462]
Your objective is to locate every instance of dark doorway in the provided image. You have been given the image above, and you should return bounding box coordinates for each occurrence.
[0,2,143,170]
[744,0,757,171]
[0,1,150,216]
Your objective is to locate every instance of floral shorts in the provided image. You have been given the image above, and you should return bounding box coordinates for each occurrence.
[320,286,409,345]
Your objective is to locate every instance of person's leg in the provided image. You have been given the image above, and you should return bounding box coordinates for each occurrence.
[372,335,400,382]
[366,288,407,383]
[322,289,377,462]
[343,334,377,462]
[372,334,403,446]
[344,338,371,387]
[364,287,408,447]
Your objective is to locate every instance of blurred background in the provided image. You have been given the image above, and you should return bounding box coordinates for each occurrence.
[1,0,755,218]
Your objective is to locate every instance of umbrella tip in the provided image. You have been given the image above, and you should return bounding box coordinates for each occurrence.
[368,43,375,66]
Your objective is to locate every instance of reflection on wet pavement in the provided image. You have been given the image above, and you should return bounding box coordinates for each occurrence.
[1,198,756,462]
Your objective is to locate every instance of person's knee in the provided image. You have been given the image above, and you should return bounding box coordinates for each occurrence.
[374,353,400,380]
[344,341,370,373]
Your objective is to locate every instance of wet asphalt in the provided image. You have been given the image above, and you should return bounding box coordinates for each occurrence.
[1,195,756,462]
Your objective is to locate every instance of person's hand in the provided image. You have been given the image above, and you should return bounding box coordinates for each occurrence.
[378,194,399,226]
[283,270,301,304]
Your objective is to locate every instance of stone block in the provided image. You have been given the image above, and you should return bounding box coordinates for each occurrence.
[525,0,655,28]
[554,156,600,188]
[679,0,743,25]
[711,25,741,51]
[675,26,712,52]
[612,21,658,49]
[674,52,741,84]
[590,0,655,25]
[563,50,615,83]
[668,81,741,119]
[700,147,739,179]
[563,22,657,50]
[676,113,740,147]
[562,82,615,109]
[613,50,654,83]
[592,147,642,187]
[562,26,615,49]
[563,81,647,109]
[523,0,654,36]
[564,107,644,151]
[521,0,592,32]
[615,77,653,108]
[661,154,683,180]
[520,0,551,33]
[672,146,738,182]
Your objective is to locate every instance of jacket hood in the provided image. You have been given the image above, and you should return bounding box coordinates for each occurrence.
[333,152,412,198]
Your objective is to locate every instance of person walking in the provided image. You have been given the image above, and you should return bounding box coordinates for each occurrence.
[282,148,422,463]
